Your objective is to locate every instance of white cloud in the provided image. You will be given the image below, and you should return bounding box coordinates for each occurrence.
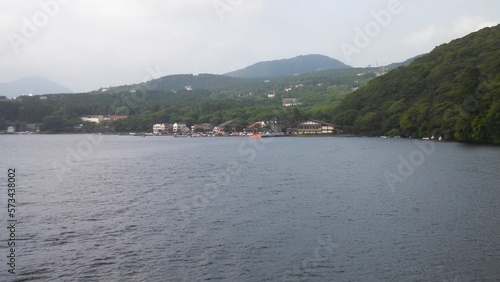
[452,15,496,35]
[402,15,497,53]
[403,25,439,48]
[1,1,499,92]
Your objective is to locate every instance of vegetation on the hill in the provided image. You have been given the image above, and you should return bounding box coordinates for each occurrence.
[1,26,499,144]
[332,25,500,143]
[224,54,351,78]
[0,68,377,133]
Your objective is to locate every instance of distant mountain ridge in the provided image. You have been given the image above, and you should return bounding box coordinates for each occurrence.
[0,76,72,98]
[384,54,425,69]
[100,55,414,94]
[224,54,352,78]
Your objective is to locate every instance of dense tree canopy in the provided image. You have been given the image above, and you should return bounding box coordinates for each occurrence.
[332,25,500,143]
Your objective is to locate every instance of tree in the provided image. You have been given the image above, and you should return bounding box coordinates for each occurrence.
[41,115,64,133]
[0,117,6,130]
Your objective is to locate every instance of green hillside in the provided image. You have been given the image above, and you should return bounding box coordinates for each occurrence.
[333,25,500,144]
[2,30,497,143]
[0,67,378,133]
[101,74,248,94]
[225,54,351,78]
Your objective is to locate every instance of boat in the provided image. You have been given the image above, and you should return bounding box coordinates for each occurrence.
[249,134,262,139]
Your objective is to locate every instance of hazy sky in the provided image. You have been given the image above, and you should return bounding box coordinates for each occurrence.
[1,0,499,93]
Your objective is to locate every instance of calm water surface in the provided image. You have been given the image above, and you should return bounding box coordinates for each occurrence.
[1,135,499,281]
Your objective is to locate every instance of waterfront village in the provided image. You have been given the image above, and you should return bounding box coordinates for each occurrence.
[0,114,340,137]
[150,119,339,137]
[94,115,340,137]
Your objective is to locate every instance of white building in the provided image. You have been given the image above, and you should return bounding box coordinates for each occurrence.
[153,123,169,134]
[173,123,189,133]
[81,115,104,123]
[7,126,15,133]
[297,120,336,134]
[282,98,300,107]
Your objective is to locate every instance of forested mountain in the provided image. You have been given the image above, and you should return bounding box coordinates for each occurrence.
[1,26,498,145]
[101,74,247,94]
[0,76,72,98]
[383,54,425,69]
[102,68,376,94]
[0,67,377,133]
[332,24,500,143]
[224,54,351,78]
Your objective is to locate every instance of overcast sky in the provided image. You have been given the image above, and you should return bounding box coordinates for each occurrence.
[1,0,499,93]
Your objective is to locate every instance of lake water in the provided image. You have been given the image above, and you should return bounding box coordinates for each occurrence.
[1,135,499,281]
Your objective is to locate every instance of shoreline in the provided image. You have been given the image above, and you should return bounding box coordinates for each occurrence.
[1,132,499,145]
